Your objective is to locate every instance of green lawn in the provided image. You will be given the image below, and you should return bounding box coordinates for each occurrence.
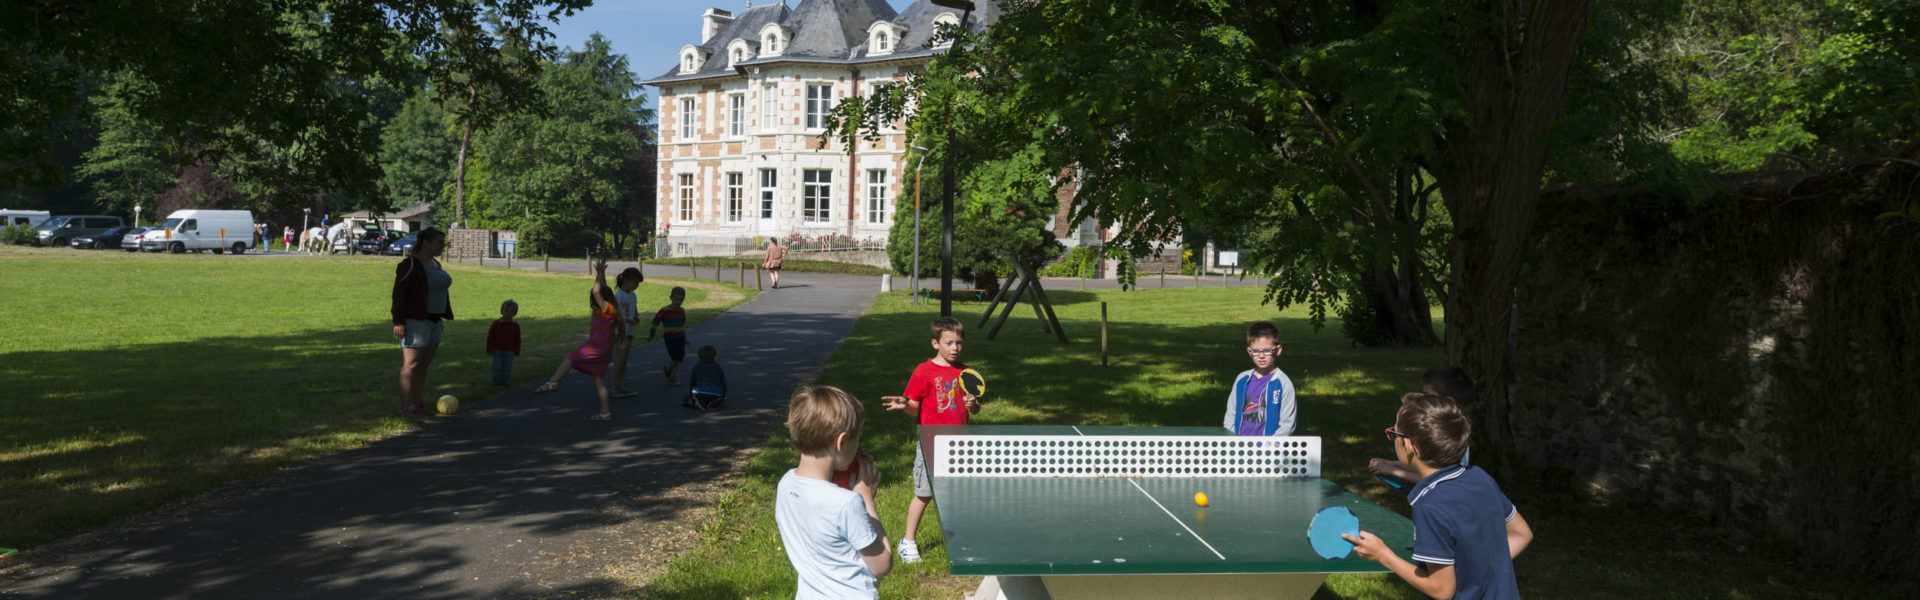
[635,286,1876,599]
[0,246,750,551]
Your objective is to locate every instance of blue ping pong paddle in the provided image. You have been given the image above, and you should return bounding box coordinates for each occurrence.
[1307,506,1361,559]
[1376,473,1406,489]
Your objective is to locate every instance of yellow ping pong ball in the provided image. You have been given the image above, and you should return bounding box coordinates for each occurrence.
[1195,492,1209,507]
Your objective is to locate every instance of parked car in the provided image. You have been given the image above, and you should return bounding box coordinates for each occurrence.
[385,232,418,256]
[141,210,255,254]
[34,215,125,247]
[121,227,157,252]
[355,229,403,254]
[71,226,139,249]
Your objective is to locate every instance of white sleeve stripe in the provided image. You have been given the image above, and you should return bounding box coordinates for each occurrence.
[1412,554,1456,565]
[1506,506,1518,522]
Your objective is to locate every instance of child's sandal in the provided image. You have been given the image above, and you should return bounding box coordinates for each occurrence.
[533,381,559,395]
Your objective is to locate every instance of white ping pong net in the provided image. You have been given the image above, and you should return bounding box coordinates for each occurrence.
[932,435,1320,478]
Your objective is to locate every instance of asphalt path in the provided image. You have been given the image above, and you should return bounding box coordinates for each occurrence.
[0,265,881,599]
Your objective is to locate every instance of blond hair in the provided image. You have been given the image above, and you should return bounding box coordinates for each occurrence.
[786,385,864,454]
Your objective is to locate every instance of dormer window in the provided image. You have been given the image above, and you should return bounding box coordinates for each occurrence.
[759,23,788,57]
[679,45,706,74]
[727,39,755,67]
[868,22,904,56]
[933,13,961,48]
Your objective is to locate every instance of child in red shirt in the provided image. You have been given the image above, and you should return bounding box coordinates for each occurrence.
[487,300,521,386]
[880,317,980,564]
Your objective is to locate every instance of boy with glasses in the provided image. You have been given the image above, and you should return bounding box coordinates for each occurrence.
[1222,322,1296,436]
[1346,393,1533,600]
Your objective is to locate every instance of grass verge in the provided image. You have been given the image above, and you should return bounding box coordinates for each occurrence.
[0,246,751,551]
[637,286,1885,599]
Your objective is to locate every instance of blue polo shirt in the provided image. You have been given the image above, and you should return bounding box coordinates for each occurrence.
[1407,464,1520,600]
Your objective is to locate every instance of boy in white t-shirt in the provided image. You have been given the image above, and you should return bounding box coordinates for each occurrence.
[609,266,643,398]
[775,386,892,599]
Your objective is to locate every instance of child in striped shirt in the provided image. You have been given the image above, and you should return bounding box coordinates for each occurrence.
[644,286,689,385]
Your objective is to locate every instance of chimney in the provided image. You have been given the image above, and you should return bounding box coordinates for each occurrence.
[702,8,735,44]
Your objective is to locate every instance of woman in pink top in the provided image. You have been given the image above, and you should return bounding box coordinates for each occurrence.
[534,258,622,421]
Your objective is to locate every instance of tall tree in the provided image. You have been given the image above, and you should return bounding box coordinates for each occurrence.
[2,0,591,197]
[470,33,652,255]
[76,76,177,218]
[378,94,459,213]
[848,0,1653,473]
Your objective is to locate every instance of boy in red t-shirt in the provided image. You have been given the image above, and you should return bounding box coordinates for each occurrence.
[486,300,521,386]
[880,317,980,564]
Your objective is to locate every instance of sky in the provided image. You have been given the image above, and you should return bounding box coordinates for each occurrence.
[544,0,922,124]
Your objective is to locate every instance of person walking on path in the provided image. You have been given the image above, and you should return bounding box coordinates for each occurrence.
[764,236,788,289]
[533,258,622,422]
[391,227,452,418]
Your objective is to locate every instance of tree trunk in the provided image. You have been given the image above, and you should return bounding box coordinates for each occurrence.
[1433,0,1595,479]
[1362,262,1438,346]
[453,85,476,227]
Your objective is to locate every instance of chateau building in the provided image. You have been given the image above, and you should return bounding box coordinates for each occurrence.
[643,0,1003,257]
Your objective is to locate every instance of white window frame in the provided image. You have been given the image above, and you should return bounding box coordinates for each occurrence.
[866,169,890,224]
[803,169,833,223]
[677,173,695,222]
[806,83,833,130]
[759,169,777,219]
[728,94,745,137]
[679,97,696,140]
[933,14,961,48]
[726,172,745,223]
[760,84,777,132]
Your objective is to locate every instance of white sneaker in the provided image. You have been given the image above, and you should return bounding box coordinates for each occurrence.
[897,538,922,564]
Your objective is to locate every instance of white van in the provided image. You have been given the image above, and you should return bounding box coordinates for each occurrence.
[1,209,51,228]
[143,210,257,254]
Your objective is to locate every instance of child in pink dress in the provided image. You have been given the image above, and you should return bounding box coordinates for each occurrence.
[533,258,624,421]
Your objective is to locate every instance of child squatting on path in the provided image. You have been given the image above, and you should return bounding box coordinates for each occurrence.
[644,286,689,385]
[532,258,623,421]
[1223,321,1297,437]
[1345,393,1534,600]
[684,345,727,411]
[775,385,892,599]
[486,300,521,386]
[880,317,980,564]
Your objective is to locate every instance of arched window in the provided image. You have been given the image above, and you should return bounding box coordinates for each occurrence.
[760,24,787,57]
[869,22,901,55]
[728,39,753,67]
[680,46,705,74]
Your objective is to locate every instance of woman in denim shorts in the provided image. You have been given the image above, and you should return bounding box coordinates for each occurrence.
[390,228,452,417]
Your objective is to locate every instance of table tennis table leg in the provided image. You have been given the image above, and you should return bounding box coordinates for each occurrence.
[971,574,1328,600]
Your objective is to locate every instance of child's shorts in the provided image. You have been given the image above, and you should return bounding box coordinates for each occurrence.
[664,339,686,361]
[911,441,933,497]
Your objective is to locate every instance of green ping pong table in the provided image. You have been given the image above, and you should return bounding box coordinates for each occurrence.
[922,425,1415,600]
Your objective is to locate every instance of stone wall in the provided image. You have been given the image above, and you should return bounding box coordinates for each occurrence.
[447,228,515,259]
[1513,167,1919,581]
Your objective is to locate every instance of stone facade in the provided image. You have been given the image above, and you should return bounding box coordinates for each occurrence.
[1513,167,1920,581]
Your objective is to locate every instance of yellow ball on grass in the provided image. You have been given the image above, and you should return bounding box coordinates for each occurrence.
[436,395,460,415]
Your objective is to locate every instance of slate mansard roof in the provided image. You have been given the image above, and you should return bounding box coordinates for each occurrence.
[645,0,1001,86]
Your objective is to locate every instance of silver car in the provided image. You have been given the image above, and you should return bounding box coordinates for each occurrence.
[121,227,156,252]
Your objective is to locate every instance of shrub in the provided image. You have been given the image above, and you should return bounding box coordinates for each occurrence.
[1041,245,1101,277]
[1338,290,1396,347]
[1,223,36,245]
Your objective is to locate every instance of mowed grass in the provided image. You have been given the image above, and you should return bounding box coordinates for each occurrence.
[635,286,1881,599]
[0,246,750,551]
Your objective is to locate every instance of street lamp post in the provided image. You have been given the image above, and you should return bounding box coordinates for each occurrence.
[911,145,931,304]
[930,0,974,318]
[302,208,311,253]
[133,205,141,228]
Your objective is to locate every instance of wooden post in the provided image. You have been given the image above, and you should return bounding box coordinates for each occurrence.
[755,265,763,290]
[1194,271,1200,287]
[738,262,745,287]
[1081,271,1087,290]
[506,248,512,270]
[1222,270,1228,287]
[1160,270,1166,288]
[544,255,550,272]
[1101,301,1108,367]
[715,259,722,282]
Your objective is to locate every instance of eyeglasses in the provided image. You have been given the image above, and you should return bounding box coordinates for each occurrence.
[1384,426,1410,443]
[1246,347,1280,357]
